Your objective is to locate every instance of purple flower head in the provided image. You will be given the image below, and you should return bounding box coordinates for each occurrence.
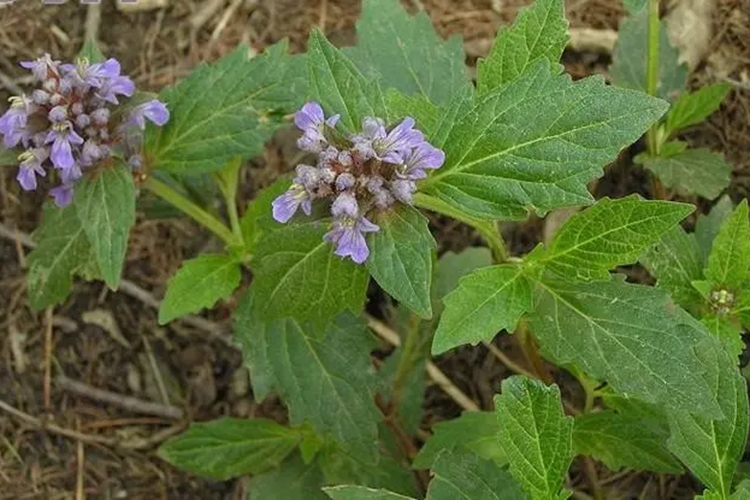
[95,73,135,104]
[399,142,445,180]
[391,179,416,204]
[128,100,169,130]
[358,116,423,163]
[294,102,339,153]
[45,122,83,171]
[16,148,48,191]
[272,183,312,223]
[324,215,379,264]
[49,184,74,208]
[20,54,60,82]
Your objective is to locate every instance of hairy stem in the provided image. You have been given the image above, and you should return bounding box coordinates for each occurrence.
[645,0,667,199]
[143,176,237,246]
[413,193,509,262]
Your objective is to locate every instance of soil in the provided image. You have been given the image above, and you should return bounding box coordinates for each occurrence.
[0,0,749,499]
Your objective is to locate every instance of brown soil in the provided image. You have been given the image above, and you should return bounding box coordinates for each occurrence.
[0,0,748,499]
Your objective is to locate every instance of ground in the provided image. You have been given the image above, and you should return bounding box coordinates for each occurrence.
[0,0,749,498]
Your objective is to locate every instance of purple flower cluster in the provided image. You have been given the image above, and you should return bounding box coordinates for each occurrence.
[0,54,169,206]
[272,102,445,264]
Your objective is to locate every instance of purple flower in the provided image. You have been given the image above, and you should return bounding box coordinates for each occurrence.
[356,117,423,163]
[20,54,59,81]
[49,184,74,207]
[16,148,48,191]
[324,216,379,264]
[294,164,319,190]
[335,173,355,191]
[331,191,359,218]
[0,104,28,148]
[45,123,83,171]
[48,105,68,123]
[128,100,169,129]
[391,179,416,204]
[96,74,135,104]
[272,183,312,223]
[399,142,445,180]
[294,102,339,153]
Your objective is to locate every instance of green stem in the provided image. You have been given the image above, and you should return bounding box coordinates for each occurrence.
[392,313,423,404]
[143,176,237,246]
[227,196,243,241]
[413,193,509,263]
[214,158,244,242]
[645,0,661,156]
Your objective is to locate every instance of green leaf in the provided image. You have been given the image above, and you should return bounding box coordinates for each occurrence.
[667,339,749,498]
[379,346,426,435]
[610,9,688,100]
[239,178,290,252]
[477,0,568,94]
[323,486,415,500]
[666,83,731,134]
[696,196,736,262]
[235,298,380,464]
[78,37,105,63]
[426,450,528,500]
[0,144,20,165]
[537,196,694,281]
[734,291,750,331]
[494,376,573,500]
[622,0,647,13]
[432,248,493,309]
[702,312,744,358]
[432,265,532,355]
[572,410,682,473]
[250,220,369,329]
[146,42,303,174]
[366,205,435,318]
[74,164,135,289]
[158,254,241,324]
[705,199,750,290]
[157,418,301,480]
[347,0,468,106]
[640,224,704,310]
[308,30,386,133]
[529,276,722,418]
[249,453,327,500]
[420,60,668,220]
[637,148,732,200]
[413,411,507,469]
[27,204,95,310]
[384,91,440,138]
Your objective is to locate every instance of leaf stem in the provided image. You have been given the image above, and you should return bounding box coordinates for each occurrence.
[413,193,509,262]
[516,320,553,384]
[142,176,237,246]
[213,158,244,242]
[391,313,423,404]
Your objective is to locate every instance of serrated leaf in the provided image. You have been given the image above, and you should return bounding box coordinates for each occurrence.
[347,0,468,106]
[705,199,750,291]
[366,205,435,318]
[235,297,380,464]
[249,453,327,500]
[250,220,369,329]
[432,265,532,355]
[78,37,105,63]
[637,148,732,200]
[666,83,731,134]
[74,164,135,289]
[640,224,704,310]
[600,391,672,435]
[610,9,687,100]
[432,247,493,313]
[157,418,301,480]
[239,178,290,252]
[308,30,386,133]
[477,0,568,94]
[420,60,668,220]
[27,204,95,310]
[537,196,693,281]
[413,411,507,469]
[572,410,682,473]
[158,254,241,324]
[379,346,426,435]
[696,196,736,262]
[529,276,722,418]
[667,338,749,498]
[323,486,415,500]
[384,90,440,138]
[426,450,528,500]
[146,42,303,174]
[494,376,573,500]
[734,291,750,331]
